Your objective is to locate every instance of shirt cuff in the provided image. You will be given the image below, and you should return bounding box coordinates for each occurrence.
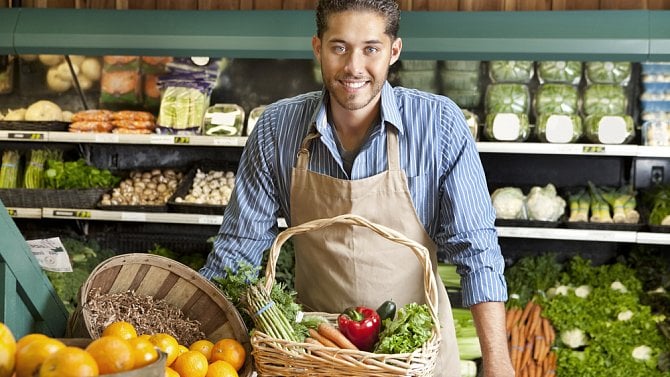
[460,268,508,308]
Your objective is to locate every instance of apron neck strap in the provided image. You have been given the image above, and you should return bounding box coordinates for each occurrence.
[296,122,401,171]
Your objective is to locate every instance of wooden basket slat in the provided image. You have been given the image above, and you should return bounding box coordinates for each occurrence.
[151,271,181,300]
[108,263,142,293]
[163,277,198,307]
[135,266,171,296]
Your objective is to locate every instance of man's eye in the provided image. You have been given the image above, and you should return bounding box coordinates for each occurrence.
[366,47,379,54]
[333,46,346,53]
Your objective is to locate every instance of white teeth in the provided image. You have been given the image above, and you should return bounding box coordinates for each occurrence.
[343,81,365,89]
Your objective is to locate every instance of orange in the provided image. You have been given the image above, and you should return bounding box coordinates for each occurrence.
[150,333,180,366]
[138,334,152,341]
[16,333,48,354]
[172,350,208,377]
[38,346,99,377]
[189,339,214,361]
[177,344,189,356]
[101,321,137,340]
[205,360,238,377]
[128,337,159,368]
[210,339,245,371]
[0,323,16,377]
[165,366,180,377]
[15,337,65,377]
[85,336,135,374]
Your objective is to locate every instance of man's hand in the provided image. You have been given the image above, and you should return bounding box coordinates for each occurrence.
[470,301,515,377]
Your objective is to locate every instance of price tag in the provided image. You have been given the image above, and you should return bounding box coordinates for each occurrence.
[52,210,91,218]
[173,136,191,144]
[7,208,16,216]
[582,145,606,153]
[95,134,120,143]
[213,137,238,146]
[198,216,223,225]
[121,212,147,222]
[26,237,73,272]
[149,135,174,145]
[8,132,45,140]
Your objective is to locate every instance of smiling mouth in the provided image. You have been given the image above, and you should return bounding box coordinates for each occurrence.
[340,80,368,92]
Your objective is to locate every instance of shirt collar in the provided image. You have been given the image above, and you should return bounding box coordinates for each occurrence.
[311,82,404,135]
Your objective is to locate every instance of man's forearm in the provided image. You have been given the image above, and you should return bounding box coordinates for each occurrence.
[470,301,515,377]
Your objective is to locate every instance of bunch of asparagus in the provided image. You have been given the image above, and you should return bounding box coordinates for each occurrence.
[568,182,639,224]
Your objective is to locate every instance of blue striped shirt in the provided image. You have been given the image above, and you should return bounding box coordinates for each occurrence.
[200,81,508,307]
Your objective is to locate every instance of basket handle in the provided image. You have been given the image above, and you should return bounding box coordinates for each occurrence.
[264,213,440,325]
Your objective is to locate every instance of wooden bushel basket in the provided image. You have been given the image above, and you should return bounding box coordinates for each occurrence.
[66,253,254,377]
[251,214,441,376]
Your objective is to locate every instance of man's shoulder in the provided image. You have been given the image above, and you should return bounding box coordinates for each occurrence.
[269,91,323,112]
[391,86,460,110]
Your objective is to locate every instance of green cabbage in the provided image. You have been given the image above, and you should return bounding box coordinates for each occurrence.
[536,113,583,143]
[485,83,530,114]
[585,61,632,85]
[535,84,580,115]
[440,70,480,91]
[484,113,530,142]
[537,61,583,84]
[488,60,534,83]
[583,84,628,116]
[585,114,635,144]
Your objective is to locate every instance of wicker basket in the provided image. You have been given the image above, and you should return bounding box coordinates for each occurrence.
[0,188,107,208]
[66,253,253,377]
[252,214,441,376]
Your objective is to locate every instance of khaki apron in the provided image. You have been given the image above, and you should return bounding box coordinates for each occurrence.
[289,126,461,377]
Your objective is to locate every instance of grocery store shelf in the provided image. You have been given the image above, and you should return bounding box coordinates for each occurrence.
[0,8,661,60]
[6,207,42,219]
[476,142,639,156]
[635,232,670,245]
[497,226,638,243]
[47,132,248,147]
[635,146,670,158]
[41,207,224,225]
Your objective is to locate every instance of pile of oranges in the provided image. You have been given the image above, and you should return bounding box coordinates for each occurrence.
[0,321,246,377]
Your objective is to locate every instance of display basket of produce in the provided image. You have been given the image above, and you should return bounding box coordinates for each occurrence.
[167,162,236,215]
[97,168,185,213]
[251,214,441,376]
[0,120,70,131]
[66,253,253,377]
[0,187,107,208]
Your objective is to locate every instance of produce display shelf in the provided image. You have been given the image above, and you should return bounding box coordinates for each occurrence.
[496,226,638,243]
[5,207,42,219]
[635,232,670,245]
[2,9,655,60]
[476,142,639,156]
[41,207,224,225]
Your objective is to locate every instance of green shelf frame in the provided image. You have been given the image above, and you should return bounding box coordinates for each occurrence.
[0,8,667,61]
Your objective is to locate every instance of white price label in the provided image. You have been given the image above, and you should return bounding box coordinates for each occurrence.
[492,113,521,141]
[95,134,120,143]
[149,135,175,144]
[121,212,147,222]
[213,137,238,146]
[545,115,574,143]
[26,237,73,272]
[598,116,629,144]
[198,216,223,225]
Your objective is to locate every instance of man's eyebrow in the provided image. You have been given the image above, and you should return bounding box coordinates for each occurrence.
[327,38,384,45]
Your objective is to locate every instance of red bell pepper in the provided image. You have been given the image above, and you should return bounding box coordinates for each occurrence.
[337,306,381,351]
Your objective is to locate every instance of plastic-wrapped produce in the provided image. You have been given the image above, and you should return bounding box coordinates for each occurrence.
[537,61,582,84]
[534,84,580,115]
[584,114,635,144]
[582,84,628,116]
[246,105,266,136]
[202,104,245,136]
[585,61,631,85]
[444,60,481,71]
[488,60,534,83]
[535,113,583,143]
[462,109,479,140]
[445,89,482,109]
[485,83,530,114]
[441,70,480,91]
[398,70,437,93]
[400,60,437,71]
[643,120,670,146]
[484,113,530,142]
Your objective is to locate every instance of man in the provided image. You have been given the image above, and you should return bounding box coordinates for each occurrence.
[200,1,513,376]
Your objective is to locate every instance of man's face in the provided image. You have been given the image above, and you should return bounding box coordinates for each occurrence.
[312,10,401,113]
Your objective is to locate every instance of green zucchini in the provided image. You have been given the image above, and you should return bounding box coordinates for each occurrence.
[376,300,397,322]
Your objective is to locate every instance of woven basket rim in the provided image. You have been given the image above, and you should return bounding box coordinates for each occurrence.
[254,213,441,375]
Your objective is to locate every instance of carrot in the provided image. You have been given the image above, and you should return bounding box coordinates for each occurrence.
[309,328,339,348]
[305,337,324,346]
[526,305,542,340]
[519,300,535,325]
[528,360,537,377]
[533,336,544,361]
[510,324,520,372]
[520,339,533,370]
[317,322,358,350]
[514,324,526,372]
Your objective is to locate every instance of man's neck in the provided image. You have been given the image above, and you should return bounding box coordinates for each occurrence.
[329,102,380,152]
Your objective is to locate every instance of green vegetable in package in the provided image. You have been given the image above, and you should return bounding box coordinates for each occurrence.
[583,84,628,116]
[534,84,580,115]
[440,70,480,91]
[535,113,583,143]
[585,61,632,85]
[488,60,534,83]
[484,113,530,142]
[584,114,635,144]
[485,83,530,114]
[537,61,582,84]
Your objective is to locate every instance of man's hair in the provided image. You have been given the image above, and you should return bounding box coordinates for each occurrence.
[315,0,400,40]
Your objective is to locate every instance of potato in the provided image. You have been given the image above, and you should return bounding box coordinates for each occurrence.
[38,54,63,67]
[56,62,80,80]
[68,55,86,67]
[20,54,38,62]
[4,108,26,121]
[24,100,63,122]
[46,68,72,92]
[80,58,102,81]
[75,75,93,91]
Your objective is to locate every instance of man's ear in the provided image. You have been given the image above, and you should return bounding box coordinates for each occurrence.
[389,37,402,66]
[312,35,322,62]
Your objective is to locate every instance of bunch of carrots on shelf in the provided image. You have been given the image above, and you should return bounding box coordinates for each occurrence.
[506,299,557,377]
